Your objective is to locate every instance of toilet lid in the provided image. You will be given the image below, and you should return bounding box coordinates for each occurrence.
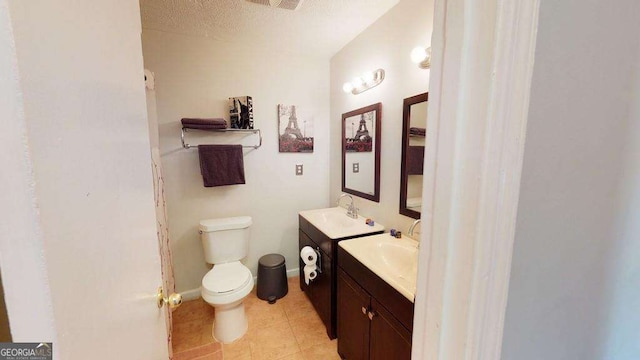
[203,262,252,294]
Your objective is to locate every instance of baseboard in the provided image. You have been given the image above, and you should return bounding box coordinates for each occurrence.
[181,268,300,302]
[179,288,201,302]
[252,268,300,284]
[286,267,300,278]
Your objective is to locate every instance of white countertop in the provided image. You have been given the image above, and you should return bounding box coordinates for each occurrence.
[299,207,385,240]
[339,233,419,302]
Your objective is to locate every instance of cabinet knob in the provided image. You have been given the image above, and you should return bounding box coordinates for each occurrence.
[367,311,377,320]
[361,306,368,315]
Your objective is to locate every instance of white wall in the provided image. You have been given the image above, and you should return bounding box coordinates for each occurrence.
[6,0,168,358]
[501,1,640,359]
[602,43,640,359]
[141,30,330,293]
[330,0,433,235]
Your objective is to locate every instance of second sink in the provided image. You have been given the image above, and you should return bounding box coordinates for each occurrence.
[338,233,419,302]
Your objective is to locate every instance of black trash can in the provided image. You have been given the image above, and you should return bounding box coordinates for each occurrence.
[257,253,288,304]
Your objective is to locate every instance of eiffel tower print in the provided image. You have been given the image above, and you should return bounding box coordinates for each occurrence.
[279,104,314,153]
[283,105,304,139]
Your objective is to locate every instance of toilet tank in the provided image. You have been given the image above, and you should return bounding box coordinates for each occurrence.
[199,216,252,264]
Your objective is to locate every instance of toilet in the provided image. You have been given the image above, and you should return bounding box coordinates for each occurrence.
[199,216,254,344]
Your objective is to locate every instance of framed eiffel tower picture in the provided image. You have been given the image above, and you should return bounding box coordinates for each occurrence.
[344,110,374,152]
[278,104,314,153]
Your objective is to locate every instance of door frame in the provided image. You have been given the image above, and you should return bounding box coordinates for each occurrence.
[412,0,540,359]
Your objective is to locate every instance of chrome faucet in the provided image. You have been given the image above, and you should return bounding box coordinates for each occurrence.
[408,219,421,238]
[337,193,359,219]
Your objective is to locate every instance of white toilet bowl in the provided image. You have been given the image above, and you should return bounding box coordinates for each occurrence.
[201,261,254,344]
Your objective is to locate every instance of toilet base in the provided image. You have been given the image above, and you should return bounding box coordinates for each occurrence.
[210,301,248,344]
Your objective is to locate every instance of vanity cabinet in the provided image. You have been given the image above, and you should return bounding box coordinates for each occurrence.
[337,247,414,360]
[298,215,383,339]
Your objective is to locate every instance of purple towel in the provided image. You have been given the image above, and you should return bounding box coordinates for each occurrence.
[407,146,425,175]
[410,127,426,137]
[182,118,227,130]
[198,145,245,187]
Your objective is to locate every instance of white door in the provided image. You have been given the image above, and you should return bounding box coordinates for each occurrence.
[1,0,173,359]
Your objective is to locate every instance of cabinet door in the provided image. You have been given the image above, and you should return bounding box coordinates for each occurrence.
[369,299,412,360]
[337,269,370,360]
[299,230,333,338]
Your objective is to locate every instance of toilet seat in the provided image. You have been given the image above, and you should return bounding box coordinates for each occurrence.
[202,262,253,306]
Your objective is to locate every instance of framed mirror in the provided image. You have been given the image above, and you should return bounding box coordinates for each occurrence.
[342,103,382,202]
[400,93,428,218]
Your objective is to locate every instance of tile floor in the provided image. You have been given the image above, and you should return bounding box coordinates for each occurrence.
[172,276,341,360]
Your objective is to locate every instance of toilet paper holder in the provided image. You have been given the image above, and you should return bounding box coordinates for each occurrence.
[314,247,322,274]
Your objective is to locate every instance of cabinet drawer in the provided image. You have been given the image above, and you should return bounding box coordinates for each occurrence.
[299,215,333,257]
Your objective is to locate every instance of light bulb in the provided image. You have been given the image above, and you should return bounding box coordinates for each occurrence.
[352,77,364,88]
[342,82,354,93]
[362,71,375,84]
[411,46,428,64]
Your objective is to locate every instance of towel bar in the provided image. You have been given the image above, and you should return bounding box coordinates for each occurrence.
[181,127,262,150]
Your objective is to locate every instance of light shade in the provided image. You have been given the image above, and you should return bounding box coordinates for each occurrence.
[342,69,386,95]
[411,46,431,69]
[342,82,354,93]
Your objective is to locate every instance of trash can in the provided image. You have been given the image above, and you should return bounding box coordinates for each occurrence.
[257,253,288,304]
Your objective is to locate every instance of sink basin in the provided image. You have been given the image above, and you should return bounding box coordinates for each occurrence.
[339,233,419,302]
[299,207,385,240]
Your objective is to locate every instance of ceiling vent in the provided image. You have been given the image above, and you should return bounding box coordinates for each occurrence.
[246,0,305,11]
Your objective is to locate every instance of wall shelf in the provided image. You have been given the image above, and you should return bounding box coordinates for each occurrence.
[180,127,262,150]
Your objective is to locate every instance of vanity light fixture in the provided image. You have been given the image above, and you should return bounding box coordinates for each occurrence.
[342,69,385,95]
[411,46,432,69]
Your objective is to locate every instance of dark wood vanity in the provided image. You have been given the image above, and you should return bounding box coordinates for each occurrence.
[298,215,384,339]
[337,246,414,360]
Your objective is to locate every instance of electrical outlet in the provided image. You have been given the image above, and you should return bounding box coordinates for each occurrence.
[353,163,360,173]
[296,164,303,176]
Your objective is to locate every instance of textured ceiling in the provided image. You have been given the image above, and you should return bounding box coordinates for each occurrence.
[140,0,400,58]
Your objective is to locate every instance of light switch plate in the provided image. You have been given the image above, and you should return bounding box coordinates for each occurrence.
[353,163,360,173]
[296,164,303,176]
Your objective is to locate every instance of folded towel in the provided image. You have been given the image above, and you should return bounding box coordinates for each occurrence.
[410,127,426,137]
[407,197,422,208]
[407,146,425,175]
[198,145,245,187]
[181,118,228,130]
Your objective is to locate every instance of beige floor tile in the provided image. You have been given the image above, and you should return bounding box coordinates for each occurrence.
[248,321,300,360]
[301,340,341,360]
[192,350,223,360]
[172,278,340,359]
[174,299,208,324]
[174,342,222,360]
[200,320,216,345]
[245,296,289,331]
[174,319,209,353]
[287,277,303,293]
[274,351,305,360]
[289,311,329,351]
[281,296,316,322]
[174,318,205,336]
[222,337,252,360]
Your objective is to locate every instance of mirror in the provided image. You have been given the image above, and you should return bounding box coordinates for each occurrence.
[342,103,382,202]
[400,93,428,218]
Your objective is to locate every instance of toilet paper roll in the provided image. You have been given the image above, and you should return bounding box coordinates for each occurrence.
[304,264,318,285]
[300,246,317,266]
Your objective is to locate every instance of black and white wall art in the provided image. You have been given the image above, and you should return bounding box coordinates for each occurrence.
[278,104,314,153]
[229,96,254,129]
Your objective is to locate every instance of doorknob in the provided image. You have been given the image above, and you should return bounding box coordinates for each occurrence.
[361,306,368,315]
[367,311,377,320]
[157,287,183,309]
